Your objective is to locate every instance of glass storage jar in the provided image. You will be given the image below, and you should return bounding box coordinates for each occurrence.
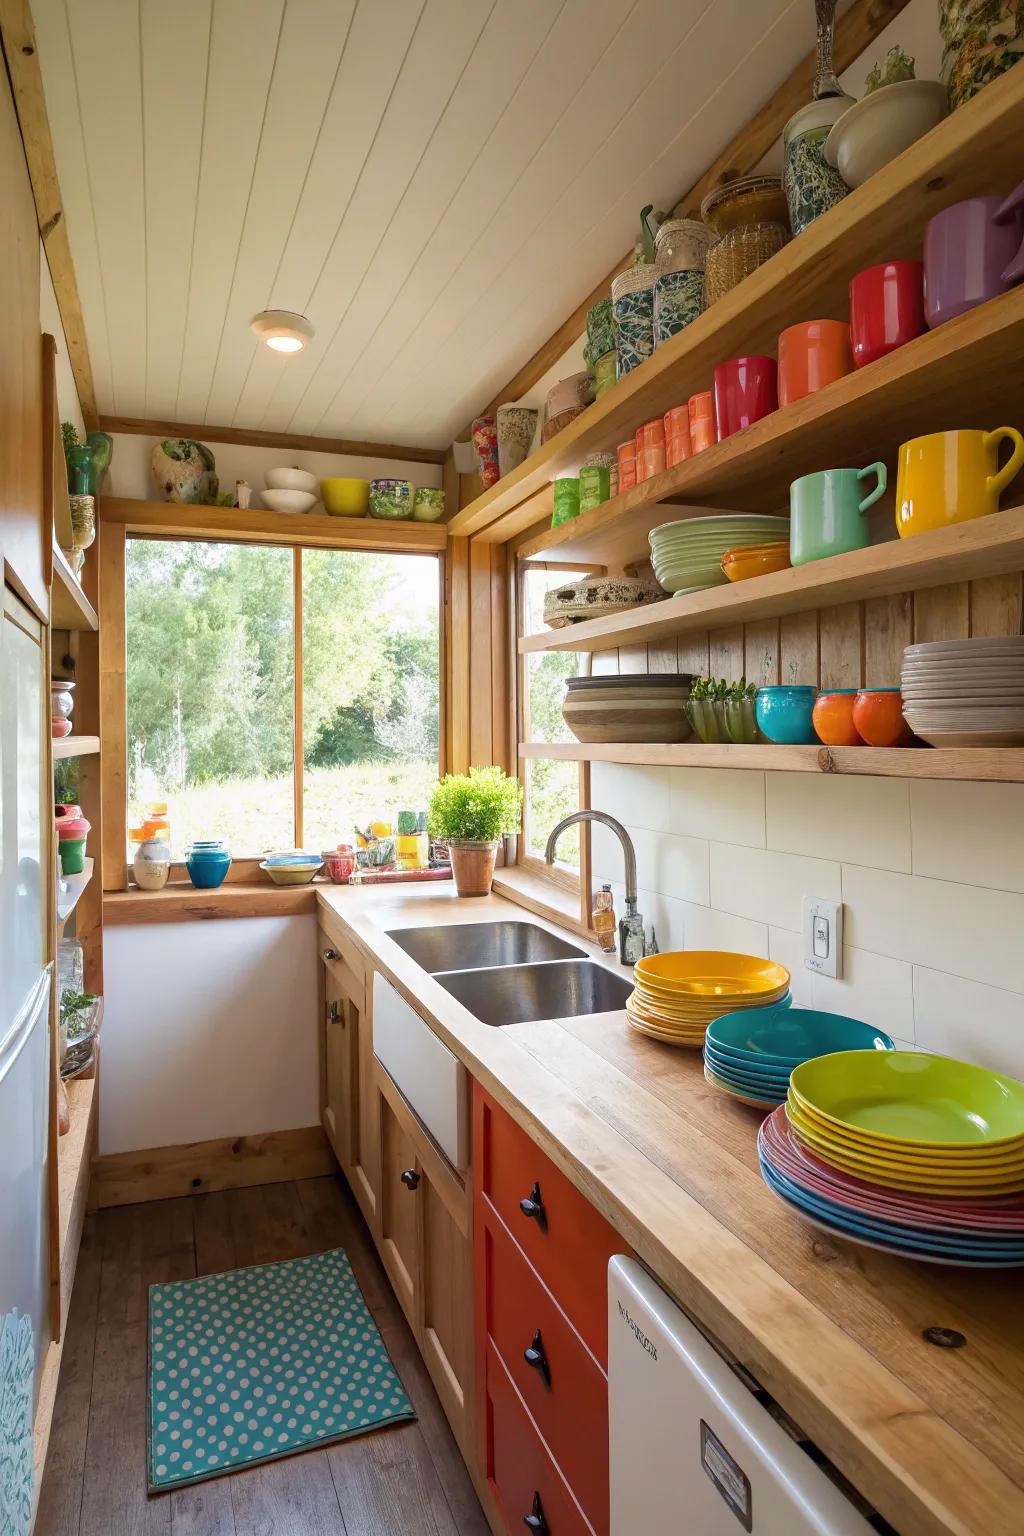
[701,176,790,305]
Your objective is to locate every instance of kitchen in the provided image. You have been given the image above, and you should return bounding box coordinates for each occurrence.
[3,1,1024,1533]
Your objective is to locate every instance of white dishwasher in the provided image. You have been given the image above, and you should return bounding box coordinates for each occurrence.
[608,1257,875,1535]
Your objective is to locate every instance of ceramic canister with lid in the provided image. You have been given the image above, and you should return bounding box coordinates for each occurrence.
[612,263,658,376]
[579,465,610,513]
[581,450,618,498]
[134,836,172,891]
[551,477,581,527]
[783,96,853,235]
[654,218,714,273]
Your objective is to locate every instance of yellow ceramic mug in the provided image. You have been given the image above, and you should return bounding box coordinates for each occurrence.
[896,428,1024,538]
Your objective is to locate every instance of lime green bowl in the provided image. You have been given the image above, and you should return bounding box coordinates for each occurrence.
[790,1050,1024,1149]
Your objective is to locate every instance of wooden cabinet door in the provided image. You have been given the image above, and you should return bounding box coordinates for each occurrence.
[319,929,378,1229]
[377,1076,421,1328]
[419,1152,474,1455]
[323,963,358,1175]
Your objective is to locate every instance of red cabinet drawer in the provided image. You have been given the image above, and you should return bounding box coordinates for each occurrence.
[485,1340,594,1536]
[481,1212,608,1533]
[475,1085,626,1366]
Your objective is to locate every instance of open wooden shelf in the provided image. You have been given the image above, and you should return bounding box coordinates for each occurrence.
[57,857,94,928]
[101,497,448,553]
[51,545,99,630]
[513,288,1024,568]
[520,740,1024,783]
[53,734,100,759]
[519,505,1024,654]
[57,1072,97,1334]
[451,67,1024,544]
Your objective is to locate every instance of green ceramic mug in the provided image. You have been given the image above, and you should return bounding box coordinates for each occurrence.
[790,462,887,565]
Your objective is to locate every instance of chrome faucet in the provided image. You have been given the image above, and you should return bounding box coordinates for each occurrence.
[545,810,647,967]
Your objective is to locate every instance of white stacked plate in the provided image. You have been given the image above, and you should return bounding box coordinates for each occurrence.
[649,514,790,596]
[901,637,1024,746]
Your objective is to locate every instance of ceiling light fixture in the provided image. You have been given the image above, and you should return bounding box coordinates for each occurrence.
[250,309,314,353]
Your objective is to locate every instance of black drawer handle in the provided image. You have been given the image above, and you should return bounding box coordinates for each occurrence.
[400,1168,420,1190]
[328,1000,343,1025]
[523,1493,548,1534]
[523,1329,550,1388]
[519,1182,547,1232]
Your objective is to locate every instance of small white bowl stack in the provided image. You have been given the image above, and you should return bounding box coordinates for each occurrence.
[901,637,1024,746]
[262,467,319,514]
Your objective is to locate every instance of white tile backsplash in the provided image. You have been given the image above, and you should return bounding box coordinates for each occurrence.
[591,766,1024,1080]
[767,773,911,872]
[710,843,841,933]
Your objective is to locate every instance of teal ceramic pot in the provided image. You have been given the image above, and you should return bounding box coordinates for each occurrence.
[756,685,819,744]
[186,849,232,889]
[790,463,887,565]
[653,269,705,346]
[783,97,853,235]
[369,478,413,519]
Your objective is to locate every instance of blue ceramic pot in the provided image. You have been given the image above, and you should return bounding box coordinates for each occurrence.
[755,685,818,744]
[186,851,231,889]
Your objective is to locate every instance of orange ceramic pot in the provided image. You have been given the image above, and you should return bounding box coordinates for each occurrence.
[664,405,691,467]
[813,689,864,746]
[688,391,716,453]
[777,319,854,408]
[852,688,912,747]
[617,439,637,492]
[636,418,666,482]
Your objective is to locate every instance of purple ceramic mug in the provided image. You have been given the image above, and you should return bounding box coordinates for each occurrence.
[924,178,1024,328]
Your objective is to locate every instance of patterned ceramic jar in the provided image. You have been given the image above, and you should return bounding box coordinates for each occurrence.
[412,487,445,522]
[134,837,172,891]
[783,97,853,235]
[551,478,580,527]
[654,218,713,272]
[579,465,610,513]
[941,0,1024,109]
[471,416,499,486]
[593,349,617,398]
[586,297,616,361]
[612,263,658,376]
[496,404,538,477]
[369,479,413,519]
[653,269,705,346]
[582,450,619,498]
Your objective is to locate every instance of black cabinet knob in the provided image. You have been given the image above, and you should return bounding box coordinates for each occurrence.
[523,1329,551,1388]
[400,1168,420,1191]
[523,1493,548,1533]
[322,947,339,962]
[519,1181,547,1231]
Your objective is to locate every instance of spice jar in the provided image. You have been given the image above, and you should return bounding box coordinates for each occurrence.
[701,176,790,305]
[783,97,852,235]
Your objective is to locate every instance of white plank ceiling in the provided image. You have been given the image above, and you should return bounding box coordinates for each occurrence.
[36,0,827,450]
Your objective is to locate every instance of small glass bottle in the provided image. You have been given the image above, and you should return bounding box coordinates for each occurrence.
[593,884,617,954]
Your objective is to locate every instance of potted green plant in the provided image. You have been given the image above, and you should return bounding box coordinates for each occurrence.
[427,766,523,897]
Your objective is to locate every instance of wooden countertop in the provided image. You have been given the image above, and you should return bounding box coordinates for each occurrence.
[316,882,1024,1536]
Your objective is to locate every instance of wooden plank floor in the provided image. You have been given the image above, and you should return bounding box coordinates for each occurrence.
[36,1174,490,1536]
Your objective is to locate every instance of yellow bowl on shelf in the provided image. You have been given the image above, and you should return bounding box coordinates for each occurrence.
[634,951,789,998]
[259,859,323,886]
[789,1050,1024,1149]
[320,477,370,516]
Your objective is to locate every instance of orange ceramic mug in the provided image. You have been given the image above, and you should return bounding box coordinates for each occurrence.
[777,319,854,408]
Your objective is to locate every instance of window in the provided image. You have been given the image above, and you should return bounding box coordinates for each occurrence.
[518,565,584,870]
[125,538,440,857]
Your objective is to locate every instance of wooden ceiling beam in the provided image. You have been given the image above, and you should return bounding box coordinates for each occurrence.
[98,415,447,467]
[0,0,99,429]
[463,0,911,436]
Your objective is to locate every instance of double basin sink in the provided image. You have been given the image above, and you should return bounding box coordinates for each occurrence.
[386,920,632,1027]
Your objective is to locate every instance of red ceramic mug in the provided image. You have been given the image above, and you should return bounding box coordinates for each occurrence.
[849,260,925,369]
[713,356,778,440]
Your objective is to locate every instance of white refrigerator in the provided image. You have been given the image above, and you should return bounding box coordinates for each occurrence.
[0,583,52,1535]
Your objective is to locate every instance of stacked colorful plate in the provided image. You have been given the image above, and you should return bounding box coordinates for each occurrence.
[759,1050,1024,1265]
[900,636,1024,746]
[649,514,790,595]
[703,1008,895,1109]
[627,951,790,1048]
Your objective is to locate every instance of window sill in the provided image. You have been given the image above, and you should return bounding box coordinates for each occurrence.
[492,865,590,938]
[103,881,320,925]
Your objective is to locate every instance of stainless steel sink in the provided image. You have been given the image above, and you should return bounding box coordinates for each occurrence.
[386,920,586,974]
[436,960,632,1027]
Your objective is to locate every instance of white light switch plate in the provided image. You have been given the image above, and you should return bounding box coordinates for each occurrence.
[803,896,843,979]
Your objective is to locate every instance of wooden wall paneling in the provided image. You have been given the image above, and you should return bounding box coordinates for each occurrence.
[913,583,970,642]
[99,522,127,890]
[591,650,621,676]
[489,543,511,773]
[743,618,780,688]
[677,630,711,680]
[709,625,744,682]
[446,536,470,773]
[469,539,494,767]
[648,641,679,673]
[617,644,650,674]
[969,573,1023,636]
[864,593,913,687]
[818,603,864,688]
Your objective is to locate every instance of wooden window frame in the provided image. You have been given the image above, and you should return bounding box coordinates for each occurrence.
[99,505,445,891]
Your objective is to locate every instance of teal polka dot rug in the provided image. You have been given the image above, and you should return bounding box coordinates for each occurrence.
[147,1247,414,1491]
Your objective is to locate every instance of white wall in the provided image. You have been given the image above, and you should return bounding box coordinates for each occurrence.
[108,432,441,507]
[590,766,1024,1078]
[99,915,319,1155]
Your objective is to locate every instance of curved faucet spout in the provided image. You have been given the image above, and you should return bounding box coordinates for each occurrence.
[545,810,638,913]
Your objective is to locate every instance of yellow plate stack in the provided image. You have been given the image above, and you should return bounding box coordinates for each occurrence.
[627,951,790,1049]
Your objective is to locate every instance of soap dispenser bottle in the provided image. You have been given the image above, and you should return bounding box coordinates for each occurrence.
[592,883,617,953]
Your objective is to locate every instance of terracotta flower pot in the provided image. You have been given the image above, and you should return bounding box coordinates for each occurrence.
[448,839,498,898]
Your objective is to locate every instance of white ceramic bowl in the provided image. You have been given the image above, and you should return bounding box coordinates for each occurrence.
[261,488,318,514]
[824,80,946,189]
[265,467,318,494]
